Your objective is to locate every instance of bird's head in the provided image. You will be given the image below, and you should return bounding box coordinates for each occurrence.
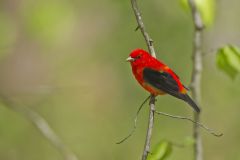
[126,49,151,65]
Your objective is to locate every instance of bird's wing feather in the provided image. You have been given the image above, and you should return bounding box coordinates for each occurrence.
[143,68,200,112]
[143,67,181,97]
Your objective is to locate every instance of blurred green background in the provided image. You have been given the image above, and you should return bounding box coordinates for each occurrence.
[0,0,240,160]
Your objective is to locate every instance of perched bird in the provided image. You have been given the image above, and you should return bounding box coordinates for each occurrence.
[126,48,200,112]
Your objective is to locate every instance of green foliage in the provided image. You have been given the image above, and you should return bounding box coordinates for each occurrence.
[147,140,172,160]
[216,45,240,79]
[180,0,216,27]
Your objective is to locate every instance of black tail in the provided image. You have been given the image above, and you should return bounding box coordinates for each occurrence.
[182,94,200,113]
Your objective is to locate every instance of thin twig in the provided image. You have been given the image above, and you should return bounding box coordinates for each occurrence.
[116,96,151,144]
[0,96,79,160]
[154,111,223,137]
[188,0,204,160]
[130,0,157,159]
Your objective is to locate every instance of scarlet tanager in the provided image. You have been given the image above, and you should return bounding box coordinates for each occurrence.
[126,49,200,112]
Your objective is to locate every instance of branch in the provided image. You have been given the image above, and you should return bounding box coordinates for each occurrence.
[154,111,223,137]
[117,98,222,144]
[116,96,151,144]
[131,0,156,58]
[142,95,155,160]
[130,0,157,159]
[0,95,79,160]
[131,0,156,160]
[188,0,204,160]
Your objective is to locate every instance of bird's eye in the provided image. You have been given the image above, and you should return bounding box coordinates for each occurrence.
[135,55,141,59]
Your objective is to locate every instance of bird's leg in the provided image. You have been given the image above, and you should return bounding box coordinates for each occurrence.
[149,95,157,105]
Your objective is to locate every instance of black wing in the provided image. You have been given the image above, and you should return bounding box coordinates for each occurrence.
[143,67,200,112]
[143,67,180,96]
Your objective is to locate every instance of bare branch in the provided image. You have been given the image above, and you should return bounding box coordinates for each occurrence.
[188,0,204,160]
[131,0,156,58]
[0,96,79,160]
[154,111,223,137]
[116,95,151,144]
[130,0,157,159]
[142,95,155,160]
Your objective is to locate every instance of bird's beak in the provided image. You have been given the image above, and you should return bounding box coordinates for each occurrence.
[126,56,135,62]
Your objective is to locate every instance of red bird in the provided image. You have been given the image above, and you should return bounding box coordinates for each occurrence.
[126,48,200,112]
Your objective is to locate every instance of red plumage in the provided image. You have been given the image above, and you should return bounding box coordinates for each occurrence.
[127,48,200,112]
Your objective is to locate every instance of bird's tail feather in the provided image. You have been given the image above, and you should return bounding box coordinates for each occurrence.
[182,94,200,113]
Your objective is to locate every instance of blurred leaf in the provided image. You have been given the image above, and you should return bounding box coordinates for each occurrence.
[180,0,216,27]
[147,140,172,160]
[216,45,240,79]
